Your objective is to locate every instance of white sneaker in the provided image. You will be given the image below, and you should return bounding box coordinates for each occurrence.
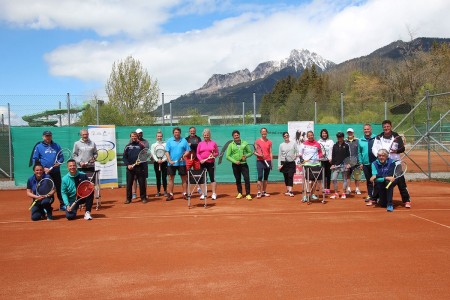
[355,188,361,195]
[346,187,351,195]
[200,194,205,200]
[212,193,217,200]
[197,187,202,194]
[84,211,92,220]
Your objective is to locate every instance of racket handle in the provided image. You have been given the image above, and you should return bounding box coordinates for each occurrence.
[28,200,38,210]
[264,160,270,168]
[386,181,393,189]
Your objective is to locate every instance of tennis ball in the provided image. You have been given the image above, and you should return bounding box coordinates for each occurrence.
[97,150,108,163]
[107,150,116,161]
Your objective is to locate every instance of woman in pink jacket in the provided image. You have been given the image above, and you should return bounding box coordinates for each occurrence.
[196,128,220,200]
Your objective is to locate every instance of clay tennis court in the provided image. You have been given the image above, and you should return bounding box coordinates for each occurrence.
[1,179,449,299]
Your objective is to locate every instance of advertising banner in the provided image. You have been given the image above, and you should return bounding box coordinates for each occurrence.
[88,125,119,188]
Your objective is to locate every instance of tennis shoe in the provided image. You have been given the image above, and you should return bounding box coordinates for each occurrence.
[366,200,374,206]
[355,188,361,195]
[257,192,262,198]
[236,193,243,199]
[287,191,294,197]
[200,194,205,200]
[387,204,394,212]
[163,191,168,197]
[124,200,131,204]
[346,187,351,195]
[166,194,174,201]
[263,192,270,197]
[302,196,309,202]
[212,193,217,200]
[155,192,161,197]
[364,196,372,202]
[246,194,252,200]
[341,193,346,199]
[330,193,339,199]
[142,198,148,203]
[84,211,92,220]
[132,193,137,199]
[405,202,411,208]
[183,192,188,200]
[311,194,318,200]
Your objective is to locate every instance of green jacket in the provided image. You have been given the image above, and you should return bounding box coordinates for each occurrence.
[226,140,253,164]
[61,171,89,206]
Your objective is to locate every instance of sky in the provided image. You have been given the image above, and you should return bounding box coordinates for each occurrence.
[0,0,449,124]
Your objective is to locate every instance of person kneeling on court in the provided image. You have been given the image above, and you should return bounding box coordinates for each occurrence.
[369,149,396,212]
[61,159,94,220]
[27,164,55,221]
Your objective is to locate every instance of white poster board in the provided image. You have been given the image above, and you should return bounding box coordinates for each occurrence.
[88,125,119,188]
[287,121,314,184]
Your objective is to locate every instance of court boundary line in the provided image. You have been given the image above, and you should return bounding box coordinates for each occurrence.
[2,208,450,225]
[410,213,450,229]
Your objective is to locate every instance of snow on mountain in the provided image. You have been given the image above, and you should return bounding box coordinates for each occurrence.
[196,49,334,94]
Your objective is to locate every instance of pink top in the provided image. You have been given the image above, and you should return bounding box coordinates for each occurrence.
[196,140,219,163]
[254,138,272,161]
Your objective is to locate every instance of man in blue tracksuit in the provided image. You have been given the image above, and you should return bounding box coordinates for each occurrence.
[32,130,65,211]
[358,124,377,200]
[370,149,396,212]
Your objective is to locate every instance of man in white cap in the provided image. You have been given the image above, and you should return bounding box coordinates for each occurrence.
[345,128,361,195]
[132,128,150,199]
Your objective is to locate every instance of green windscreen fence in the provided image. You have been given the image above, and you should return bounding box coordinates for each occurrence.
[11,123,373,187]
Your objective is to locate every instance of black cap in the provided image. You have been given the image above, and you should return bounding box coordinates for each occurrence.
[43,130,52,136]
[336,131,344,138]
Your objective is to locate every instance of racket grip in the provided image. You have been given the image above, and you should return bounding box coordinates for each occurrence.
[28,200,37,210]
[386,181,393,189]
[264,160,270,168]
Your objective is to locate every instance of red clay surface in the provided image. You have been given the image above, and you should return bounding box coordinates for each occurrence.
[1,180,449,299]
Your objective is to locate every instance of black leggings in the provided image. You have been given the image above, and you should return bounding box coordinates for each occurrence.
[232,163,250,195]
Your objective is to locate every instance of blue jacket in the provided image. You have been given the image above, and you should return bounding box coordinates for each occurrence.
[371,158,395,183]
[123,141,145,166]
[358,134,376,165]
[32,141,62,169]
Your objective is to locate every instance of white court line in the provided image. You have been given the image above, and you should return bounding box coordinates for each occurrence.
[410,214,450,229]
[2,208,450,225]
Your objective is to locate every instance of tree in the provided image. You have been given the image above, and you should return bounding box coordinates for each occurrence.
[178,109,209,125]
[105,56,159,125]
[75,100,126,126]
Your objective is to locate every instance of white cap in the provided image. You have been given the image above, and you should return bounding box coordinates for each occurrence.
[136,128,143,133]
[346,128,354,133]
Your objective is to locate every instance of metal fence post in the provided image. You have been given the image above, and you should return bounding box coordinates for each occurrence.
[426,90,431,179]
[242,102,245,125]
[253,92,256,125]
[67,93,71,126]
[340,92,344,124]
[8,103,12,180]
[162,92,165,126]
[96,98,100,125]
[170,101,173,126]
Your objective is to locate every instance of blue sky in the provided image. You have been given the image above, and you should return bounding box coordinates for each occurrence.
[0,0,449,124]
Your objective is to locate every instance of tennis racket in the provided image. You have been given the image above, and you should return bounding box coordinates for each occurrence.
[343,156,358,170]
[253,143,270,168]
[48,148,72,173]
[154,144,166,171]
[29,178,54,210]
[388,136,401,155]
[320,143,330,161]
[130,148,150,168]
[188,136,199,160]
[68,180,95,211]
[386,161,407,189]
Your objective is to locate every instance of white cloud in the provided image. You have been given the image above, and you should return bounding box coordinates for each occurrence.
[3,0,450,95]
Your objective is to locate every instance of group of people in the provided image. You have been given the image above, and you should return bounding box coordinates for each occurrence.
[28,129,97,221]
[26,120,411,221]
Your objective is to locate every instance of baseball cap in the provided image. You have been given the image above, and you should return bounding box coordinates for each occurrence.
[336,132,344,138]
[135,128,143,134]
[346,128,354,133]
[43,130,52,136]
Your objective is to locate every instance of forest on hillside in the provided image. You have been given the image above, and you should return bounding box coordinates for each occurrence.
[259,42,450,127]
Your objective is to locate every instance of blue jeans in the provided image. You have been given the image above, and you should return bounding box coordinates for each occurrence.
[30,197,53,221]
